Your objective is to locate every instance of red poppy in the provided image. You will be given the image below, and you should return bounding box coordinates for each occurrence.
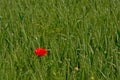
[34,48,48,57]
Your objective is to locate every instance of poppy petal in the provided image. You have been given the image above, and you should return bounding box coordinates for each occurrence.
[34,48,48,57]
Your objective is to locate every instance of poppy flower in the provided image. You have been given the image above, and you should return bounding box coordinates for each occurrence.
[34,48,48,57]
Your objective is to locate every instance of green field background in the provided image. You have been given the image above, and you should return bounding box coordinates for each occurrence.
[0,0,120,80]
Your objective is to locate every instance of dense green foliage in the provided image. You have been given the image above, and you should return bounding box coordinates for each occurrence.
[0,0,120,80]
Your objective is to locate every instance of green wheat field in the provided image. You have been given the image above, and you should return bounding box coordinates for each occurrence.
[0,0,120,80]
